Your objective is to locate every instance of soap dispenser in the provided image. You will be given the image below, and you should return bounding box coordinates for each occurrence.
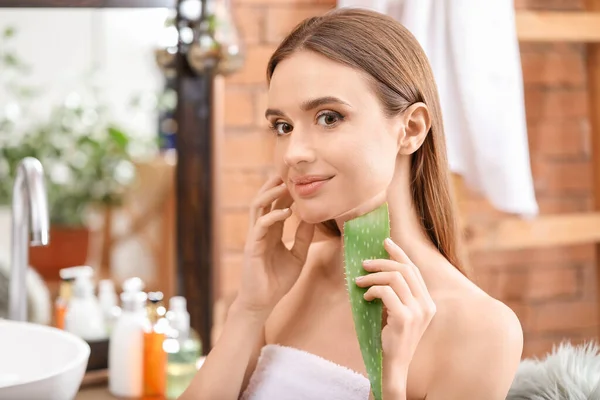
[64,267,107,341]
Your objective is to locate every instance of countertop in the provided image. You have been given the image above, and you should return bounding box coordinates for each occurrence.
[76,386,116,400]
[75,370,116,400]
[76,358,205,399]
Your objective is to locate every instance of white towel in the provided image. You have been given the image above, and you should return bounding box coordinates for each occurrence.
[240,344,371,400]
[337,0,539,217]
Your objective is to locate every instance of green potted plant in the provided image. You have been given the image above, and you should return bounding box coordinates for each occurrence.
[0,104,135,280]
[0,26,137,280]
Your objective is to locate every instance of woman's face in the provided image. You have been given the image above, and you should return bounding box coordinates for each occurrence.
[266,51,402,224]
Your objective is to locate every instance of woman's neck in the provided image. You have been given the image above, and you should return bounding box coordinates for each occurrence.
[333,156,450,285]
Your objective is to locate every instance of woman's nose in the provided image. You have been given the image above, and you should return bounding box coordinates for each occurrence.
[283,131,317,166]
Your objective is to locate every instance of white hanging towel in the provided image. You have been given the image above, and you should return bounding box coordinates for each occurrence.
[337,0,539,217]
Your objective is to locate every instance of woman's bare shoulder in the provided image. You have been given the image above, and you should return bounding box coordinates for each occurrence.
[432,290,523,348]
[422,289,524,398]
[424,259,522,348]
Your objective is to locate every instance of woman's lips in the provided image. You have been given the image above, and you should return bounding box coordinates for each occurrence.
[293,177,332,197]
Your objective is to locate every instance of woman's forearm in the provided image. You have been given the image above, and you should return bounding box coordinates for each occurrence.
[383,360,408,400]
[179,302,269,400]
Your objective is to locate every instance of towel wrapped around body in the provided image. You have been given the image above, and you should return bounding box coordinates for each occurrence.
[240,344,371,400]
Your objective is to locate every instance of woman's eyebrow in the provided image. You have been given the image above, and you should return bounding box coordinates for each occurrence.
[264,96,351,119]
[300,96,351,111]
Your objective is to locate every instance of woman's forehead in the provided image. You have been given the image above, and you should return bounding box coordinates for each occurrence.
[268,51,374,111]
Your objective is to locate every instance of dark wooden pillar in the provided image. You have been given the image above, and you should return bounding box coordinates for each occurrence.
[175,0,215,353]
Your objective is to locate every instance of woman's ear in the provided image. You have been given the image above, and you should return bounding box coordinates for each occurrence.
[398,102,431,155]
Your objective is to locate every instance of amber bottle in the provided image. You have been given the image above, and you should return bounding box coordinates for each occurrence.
[143,291,168,398]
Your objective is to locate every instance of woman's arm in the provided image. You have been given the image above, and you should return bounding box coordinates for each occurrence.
[179,300,268,400]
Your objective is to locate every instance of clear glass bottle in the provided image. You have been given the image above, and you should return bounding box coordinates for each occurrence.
[164,296,202,399]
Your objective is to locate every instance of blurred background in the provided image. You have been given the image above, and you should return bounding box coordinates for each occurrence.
[1,0,599,389]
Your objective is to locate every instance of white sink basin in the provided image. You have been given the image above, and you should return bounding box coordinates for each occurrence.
[0,319,90,400]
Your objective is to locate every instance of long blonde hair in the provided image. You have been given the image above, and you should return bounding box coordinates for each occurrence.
[266,8,467,275]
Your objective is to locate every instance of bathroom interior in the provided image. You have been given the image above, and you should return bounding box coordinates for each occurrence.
[1,0,600,399]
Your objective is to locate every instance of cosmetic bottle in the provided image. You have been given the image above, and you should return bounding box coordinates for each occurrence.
[143,291,169,398]
[123,276,145,293]
[108,290,148,398]
[98,279,121,335]
[164,296,202,399]
[54,275,74,330]
[64,267,107,341]
[55,266,93,329]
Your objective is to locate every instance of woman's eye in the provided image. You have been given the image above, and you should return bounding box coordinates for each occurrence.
[316,112,343,127]
[273,122,293,136]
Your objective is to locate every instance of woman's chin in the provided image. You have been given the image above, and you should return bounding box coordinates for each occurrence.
[294,206,339,225]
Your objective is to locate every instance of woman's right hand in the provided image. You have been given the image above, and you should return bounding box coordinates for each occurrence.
[234,175,315,317]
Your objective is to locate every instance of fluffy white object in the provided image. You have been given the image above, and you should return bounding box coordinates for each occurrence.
[507,341,600,400]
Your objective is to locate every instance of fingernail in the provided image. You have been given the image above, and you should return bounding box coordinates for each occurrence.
[362,259,372,265]
[282,208,290,212]
[384,237,393,246]
[354,276,363,282]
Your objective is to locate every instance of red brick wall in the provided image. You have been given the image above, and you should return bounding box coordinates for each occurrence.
[219,0,599,358]
[470,0,598,358]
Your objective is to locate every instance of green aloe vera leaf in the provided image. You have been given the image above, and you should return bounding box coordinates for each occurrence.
[343,203,390,400]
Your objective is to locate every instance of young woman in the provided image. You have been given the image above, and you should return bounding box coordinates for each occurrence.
[181,7,523,400]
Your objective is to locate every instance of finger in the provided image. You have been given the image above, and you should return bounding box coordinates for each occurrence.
[290,221,315,263]
[272,188,294,212]
[249,182,288,225]
[251,174,283,210]
[267,190,296,240]
[411,264,429,301]
[356,271,415,305]
[383,238,430,297]
[383,237,414,266]
[363,285,404,316]
[258,174,284,192]
[253,208,293,241]
[361,260,424,299]
[255,175,284,218]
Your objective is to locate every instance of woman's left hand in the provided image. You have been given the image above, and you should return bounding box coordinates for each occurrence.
[355,237,437,398]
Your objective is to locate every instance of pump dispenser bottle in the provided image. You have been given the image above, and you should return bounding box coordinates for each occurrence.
[64,267,107,341]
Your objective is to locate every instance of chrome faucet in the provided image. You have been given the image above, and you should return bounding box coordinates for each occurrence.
[9,157,50,321]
